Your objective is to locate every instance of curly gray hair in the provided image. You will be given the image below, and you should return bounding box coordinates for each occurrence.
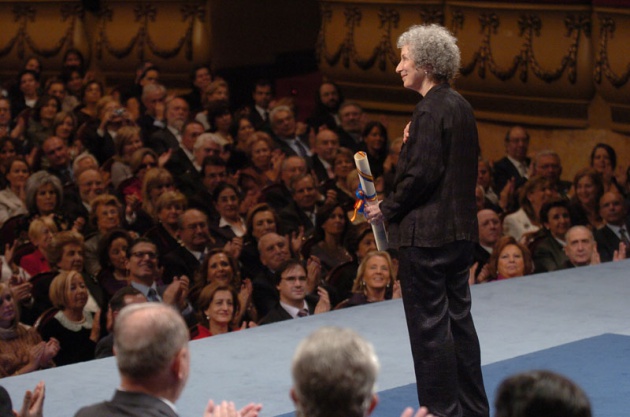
[397,24,461,83]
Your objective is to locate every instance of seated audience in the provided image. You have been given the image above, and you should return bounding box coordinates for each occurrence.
[110,125,144,188]
[560,226,625,269]
[83,194,124,277]
[321,147,356,213]
[359,121,388,180]
[470,209,502,283]
[532,200,571,273]
[213,182,247,240]
[0,282,59,377]
[477,157,511,213]
[143,190,187,260]
[141,167,175,219]
[38,270,101,366]
[493,126,530,194]
[24,95,60,151]
[0,157,30,227]
[309,129,339,186]
[533,150,572,198]
[339,250,401,308]
[24,170,64,221]
[569,168,604,230]
[309,203,352,277]
[484,236,534,282]
[503,176,553,242]
[590,143,623,195]
[240,203,283,280]
[258,259,330,325]
[193,282,255,340]
[19,217,56,276]
[594,191,630,262]
[96,229,133,298]
[240,132,282,188]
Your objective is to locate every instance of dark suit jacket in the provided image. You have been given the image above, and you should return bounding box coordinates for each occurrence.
[248,107,269,131]
[279,201,315,237]
[380,83,478,248]
[162,244,201,285]
[493,156,530,196]
[74,390,178,417]
[271,134,311,158]
[258,296,317,325]
[147,128,179,156]
[310,154,331,186]
[594,224,627,263]
[165,148,197,177]
[533,234,569,273]
[335,127,360,153]
[79,121,116,165]
[262,183,293,215]
[137,113,164,142]
[472,243,491,279]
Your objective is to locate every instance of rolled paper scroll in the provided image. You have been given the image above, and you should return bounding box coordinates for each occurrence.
[354,151,388,250]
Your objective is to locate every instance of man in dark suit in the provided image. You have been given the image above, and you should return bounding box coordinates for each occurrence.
[137,83,166,141]
[42,136,75,188]
[279,174,320,237]
[594,192,630,262]
[533,150,572,198]
[75,302,260,417]
[335,102,363,153]
[269,106,311,158]
[365,25,488,417]
[493,125,531,194]
[306,81,343,132]
[147,97,189,156]
[259,259,329,325]
[164,121,204,177]
[472,209,502,280]
[263,156,307,214]
[309,129,339,185]
[252,232,292,317]
[248,79,273,130]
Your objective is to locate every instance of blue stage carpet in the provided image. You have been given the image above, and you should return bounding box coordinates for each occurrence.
[280,333,630,417]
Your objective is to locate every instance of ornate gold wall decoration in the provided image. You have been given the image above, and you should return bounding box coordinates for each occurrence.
[96,2,206,62]
[594,17,630,88]
[457,12,590,84]
[0,3,84,59]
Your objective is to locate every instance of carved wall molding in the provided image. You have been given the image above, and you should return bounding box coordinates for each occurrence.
[594,16,630,88]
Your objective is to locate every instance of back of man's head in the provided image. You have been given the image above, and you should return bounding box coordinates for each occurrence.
[291,327,379,417]
[494,370,592,417]
[114,303,188,382]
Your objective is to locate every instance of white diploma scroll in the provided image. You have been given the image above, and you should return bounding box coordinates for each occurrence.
[354,151,388,250]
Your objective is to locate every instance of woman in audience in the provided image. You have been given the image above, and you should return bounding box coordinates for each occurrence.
[144,191,187,258]
[193,282,243,340]
[0,282,59,377]
[118,147,159,200]
[24,171,64,219]
[96,229,132,298]
[532,200,571,273]
[213,182,247,239]
[208,102,234,144]
[52,111,80,157]
[569,168,604,230]
[83,195,124,277]
[0,157,30,227]
[73,80,103,128]
[484,236,534,282]
[309,203,353,278]
[477,157,510,213]
[141,167,175,218]
[503,176,553,242]
[191,248,257,325]
[11,70,40,117]
[240,132,282,187]
[38,270,101,366]
[322,147,356,213]
[24,95,60,150]
[19,217,56,276]
[340,250,401,308]
[195,80,230,130]
[359,121,388,179]
[0,138,18,177]
[226,115,254,172]
[590,143,623,195]
[240,203,281,279]
[110,125,144,188]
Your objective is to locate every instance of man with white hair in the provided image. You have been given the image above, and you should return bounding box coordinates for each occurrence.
[147,96,190,156]
[291,327,435,417]
[165,120,205,177]
[138,83,167,140]
[270,106,311,158]
[75,303,262,417]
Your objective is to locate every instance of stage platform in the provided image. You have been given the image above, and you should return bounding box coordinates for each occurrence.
[2,260,629,417]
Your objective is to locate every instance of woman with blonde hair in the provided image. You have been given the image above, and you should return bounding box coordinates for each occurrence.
[110,125,143,188]
[339,250,401,308]
[141,167,175,218]
[37,270,100,366]
[19,216,57,276]
[502,176,554,242]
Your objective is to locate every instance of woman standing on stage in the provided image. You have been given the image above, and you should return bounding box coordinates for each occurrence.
[365,24,489,417]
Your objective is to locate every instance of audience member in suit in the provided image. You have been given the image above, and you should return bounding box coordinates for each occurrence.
[248,79,273,131]
[279,173,324,237]
[240,203,282,280]
[184,156,225,222]
[181,64,212,114]
[75,302,261,417]
[147,96,189,156]
[42,136,75,189]
[532,150,572,199]
[471,209,502,283]
[560,225,626,269]
[164,121,204,177]
[306,81,343,132]
[64,167,105,238]
[335,102,364,153]
[251,232,292,318]
[263,155,307,214]
[532,200,571,273]
[594,191,630,262]
[94,286,147,359]
[269,106,312,158]
[493,126,531,195]
[258,259,330,325]
[162,209,213,285]
[136,83,166,141]
[309,129,339,186]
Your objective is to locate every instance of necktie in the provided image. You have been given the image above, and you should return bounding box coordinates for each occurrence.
[297,309,309,317]
[295,139,309,157]
[147,288,160,302]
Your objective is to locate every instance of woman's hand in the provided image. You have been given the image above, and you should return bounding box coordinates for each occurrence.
[314,287,331,314]
[40,338,60,367]
[19,381,45,417]
[90,310,101,342]
[392,280,402,299]
[289,227,305,256]
[224,237,243,261]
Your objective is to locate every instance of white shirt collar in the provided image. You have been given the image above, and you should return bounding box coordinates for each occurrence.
[280,300,309,319]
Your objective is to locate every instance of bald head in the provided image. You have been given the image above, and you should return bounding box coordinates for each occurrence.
[314,129,339,163]
[477,209,502,248]
[564,226,595,267]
